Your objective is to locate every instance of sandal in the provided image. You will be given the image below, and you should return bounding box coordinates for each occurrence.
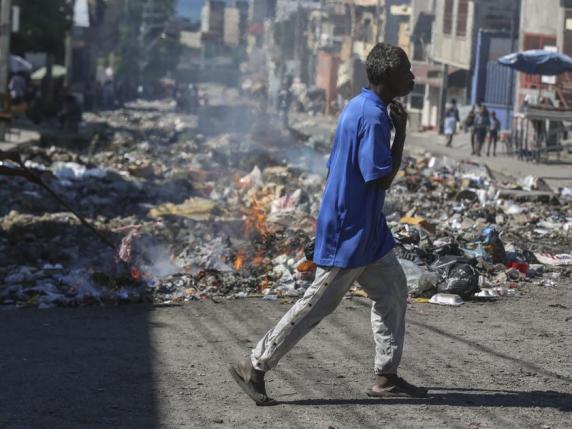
[229,363,277,406]
[366,374,428,398]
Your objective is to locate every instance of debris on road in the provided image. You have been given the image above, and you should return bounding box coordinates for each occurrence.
[1,101,570,309]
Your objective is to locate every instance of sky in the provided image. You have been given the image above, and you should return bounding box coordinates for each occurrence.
[176,0,235,21]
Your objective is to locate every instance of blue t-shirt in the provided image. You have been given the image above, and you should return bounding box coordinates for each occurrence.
[313,88,395,269]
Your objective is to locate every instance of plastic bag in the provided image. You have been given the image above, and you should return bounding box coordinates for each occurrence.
[432,256,479,297]
[399,259,439,296]
[477,226,506,263]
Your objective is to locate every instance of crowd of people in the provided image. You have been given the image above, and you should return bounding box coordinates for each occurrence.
[443,99,502,157]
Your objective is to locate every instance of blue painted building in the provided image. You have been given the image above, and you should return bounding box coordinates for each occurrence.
[470,30,517,129]
[177,0,234,21]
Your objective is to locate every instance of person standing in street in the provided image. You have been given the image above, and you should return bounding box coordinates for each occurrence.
[487,111,501,156]
[277,87,292,129]
[473,104,490,156]
[9,73,28,106]
[230,43,428,405]
[444,99,460,147]
[464,105,476,155]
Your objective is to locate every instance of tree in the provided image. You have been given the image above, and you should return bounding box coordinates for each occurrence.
[11,0,74,62]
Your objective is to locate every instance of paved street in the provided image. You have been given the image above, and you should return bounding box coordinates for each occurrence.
[1,278,571,428]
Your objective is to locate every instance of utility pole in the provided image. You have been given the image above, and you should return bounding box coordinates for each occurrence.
[507,0,520,129]
[295,0,301,79]
[0,0,11,141]
[375,0,382,43]
[438,63,449,134]
[64,32,73,89]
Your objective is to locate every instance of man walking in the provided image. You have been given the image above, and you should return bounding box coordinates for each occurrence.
[230,43,427,405]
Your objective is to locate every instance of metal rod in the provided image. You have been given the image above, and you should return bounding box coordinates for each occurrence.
[18,161,117,250]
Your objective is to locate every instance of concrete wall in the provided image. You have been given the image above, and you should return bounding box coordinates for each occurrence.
[520,0,560,41]
[315,50,341,114]
[516,0,568,109]
[475,0,513,33]
[409,0,434,60]
[432,0,512,69]
[224,7,240,46]
[411,0,433,23]
[431,0,475,69]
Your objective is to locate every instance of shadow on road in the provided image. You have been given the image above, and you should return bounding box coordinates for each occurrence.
[280,388,572,411]
[0,305,158,428]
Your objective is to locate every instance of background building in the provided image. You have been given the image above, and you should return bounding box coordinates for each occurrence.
[516,0,572,110]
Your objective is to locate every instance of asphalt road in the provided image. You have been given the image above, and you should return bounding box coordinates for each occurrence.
[1,279,571,429]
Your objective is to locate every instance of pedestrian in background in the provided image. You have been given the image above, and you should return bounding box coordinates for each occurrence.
[487,111,501,156]
[473,104,490,156]
[464,104,476,155]
[9,73,27,106]
[444,99,460,147]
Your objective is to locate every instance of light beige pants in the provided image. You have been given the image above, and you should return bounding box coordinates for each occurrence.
[251,249,408,375]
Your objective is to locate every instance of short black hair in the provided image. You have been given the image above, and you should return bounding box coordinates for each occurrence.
[366,43,404,85]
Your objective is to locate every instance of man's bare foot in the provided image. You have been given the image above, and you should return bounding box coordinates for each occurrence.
[229,359,276,406]
[366,374,428,398]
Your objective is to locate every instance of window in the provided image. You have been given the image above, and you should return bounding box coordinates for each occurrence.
[443,0,454,34]
[456,0,468,37]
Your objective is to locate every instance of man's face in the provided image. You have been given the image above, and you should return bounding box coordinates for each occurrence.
[389,52,415,97]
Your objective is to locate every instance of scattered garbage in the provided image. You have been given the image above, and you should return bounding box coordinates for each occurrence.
[533,253,572,266]
[1,98,570,309]
[148,197,216,221]
[475,287,516,298]
[433,257,479,298]
[400,258,439,296]
[429,293,464,306]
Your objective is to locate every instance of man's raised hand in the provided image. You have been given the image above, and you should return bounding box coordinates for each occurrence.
[389,101,407,136]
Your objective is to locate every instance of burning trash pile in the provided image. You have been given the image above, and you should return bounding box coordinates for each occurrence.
[1,101,570,309]
[0,102,324,308]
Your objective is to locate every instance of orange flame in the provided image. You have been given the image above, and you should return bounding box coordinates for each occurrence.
[233,249,246,271]
[130,266,142,280]
[243,197,269,237]
[252,255,265,267]
[258,277,270,292]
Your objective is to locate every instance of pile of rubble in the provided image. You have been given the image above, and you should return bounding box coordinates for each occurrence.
[0,100,570,309]
[386,156,571,305]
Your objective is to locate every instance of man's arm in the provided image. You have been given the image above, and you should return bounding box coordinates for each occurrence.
[378,101,407,190]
